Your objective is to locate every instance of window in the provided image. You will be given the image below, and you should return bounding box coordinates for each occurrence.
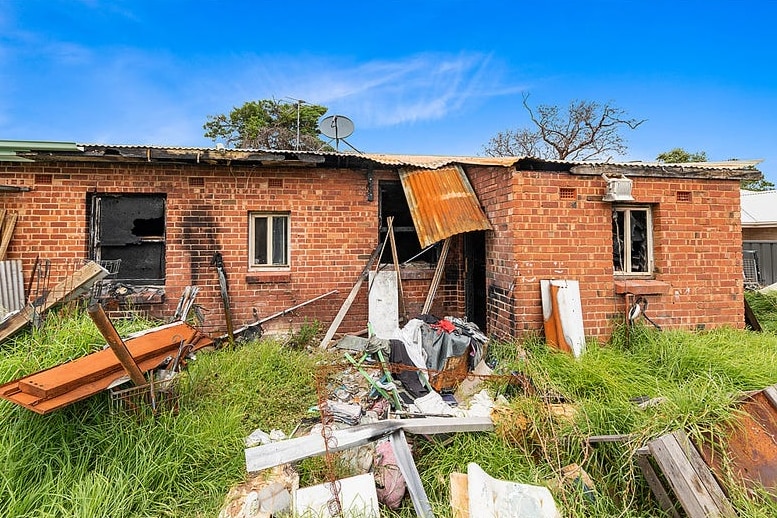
[249,213,289,268]
[89,194,166,283]
[612,205,653,275]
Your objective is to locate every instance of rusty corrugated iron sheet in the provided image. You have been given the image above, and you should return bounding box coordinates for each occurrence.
[399,164,492,248]
[697,388,777,493]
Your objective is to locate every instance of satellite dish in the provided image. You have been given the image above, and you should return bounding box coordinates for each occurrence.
[319,115,354,139]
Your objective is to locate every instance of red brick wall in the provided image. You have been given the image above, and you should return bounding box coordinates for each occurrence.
[1,160,745,343]
[0,161,405,338]
[467,166,744,341]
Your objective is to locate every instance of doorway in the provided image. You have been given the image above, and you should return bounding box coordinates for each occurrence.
[464,231,487,332]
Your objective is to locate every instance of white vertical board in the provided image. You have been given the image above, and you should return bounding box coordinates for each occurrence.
[540,279,586,357]
[369,270,398,339]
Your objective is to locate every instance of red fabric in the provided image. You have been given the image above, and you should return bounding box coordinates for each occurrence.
[431,319,456,334]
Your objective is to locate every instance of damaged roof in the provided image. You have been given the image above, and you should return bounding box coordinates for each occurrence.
[0,140,762,180]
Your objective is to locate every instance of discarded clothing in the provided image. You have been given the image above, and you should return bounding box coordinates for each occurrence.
[389,339,429,399]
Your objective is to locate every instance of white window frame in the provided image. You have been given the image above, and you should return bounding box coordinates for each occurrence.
[612,205,653,276]
[248,212,290,269]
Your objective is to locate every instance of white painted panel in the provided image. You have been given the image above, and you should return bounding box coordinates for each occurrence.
[368,270,398,339]
[540,279,586,357]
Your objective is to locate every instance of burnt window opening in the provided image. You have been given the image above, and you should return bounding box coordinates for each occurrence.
[89,194,166,284]
[612,205,653,275]
[379,181,438,264]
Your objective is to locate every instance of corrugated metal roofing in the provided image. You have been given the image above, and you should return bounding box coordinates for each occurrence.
[741,189,777,226]
[0,260,25,317]
[399,165,492,248]
[70,144,761,172]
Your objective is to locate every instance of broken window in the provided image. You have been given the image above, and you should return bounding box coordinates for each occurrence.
[612,205,653,275]
[379,181,438,264]
[89,194,166,283]
[249,212,289,268]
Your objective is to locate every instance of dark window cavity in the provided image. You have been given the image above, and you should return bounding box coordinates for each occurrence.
[612,206,652,274]
[379,181,438,264]
[89,194,166,283]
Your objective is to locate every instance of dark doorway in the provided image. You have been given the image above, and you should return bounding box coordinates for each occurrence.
[464,231,487,331]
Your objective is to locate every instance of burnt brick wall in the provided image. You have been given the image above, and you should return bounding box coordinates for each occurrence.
[0,161,412,337]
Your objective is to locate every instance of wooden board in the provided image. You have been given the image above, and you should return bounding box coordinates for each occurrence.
[0,322,212,414]
[450,472,469,518]
[0,261,108,343]
[647,431,735,517]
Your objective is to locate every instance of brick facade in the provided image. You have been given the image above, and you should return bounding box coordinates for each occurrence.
[1,155,746,342]
[467,166,744,340]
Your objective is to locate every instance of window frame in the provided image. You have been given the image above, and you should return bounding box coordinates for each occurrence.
[612,204,654,277]
[248,212,291,270]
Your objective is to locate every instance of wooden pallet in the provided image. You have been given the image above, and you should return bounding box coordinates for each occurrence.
[636,430,736,518]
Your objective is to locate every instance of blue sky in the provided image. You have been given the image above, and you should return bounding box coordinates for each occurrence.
[1,0,776,181]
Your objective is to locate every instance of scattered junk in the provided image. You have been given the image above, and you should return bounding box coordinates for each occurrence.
[0,260,110,343]
[451,462,562,518]
[0,313,213,414]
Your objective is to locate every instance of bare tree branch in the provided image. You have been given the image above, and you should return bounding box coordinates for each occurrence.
[482,94,646,161]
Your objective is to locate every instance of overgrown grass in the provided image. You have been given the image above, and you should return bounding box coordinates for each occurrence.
[0,304,322,518]
[2,300,777,517]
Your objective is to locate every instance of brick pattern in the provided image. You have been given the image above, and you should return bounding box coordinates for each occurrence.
[467,168,744,340]
[0,162,399,336]
[1,161,745,342]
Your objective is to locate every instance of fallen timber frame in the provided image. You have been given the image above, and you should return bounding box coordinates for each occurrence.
[0,321,213,414]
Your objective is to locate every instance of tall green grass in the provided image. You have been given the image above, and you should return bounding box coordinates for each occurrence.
[0,305,321,517]
[2,302,777,517]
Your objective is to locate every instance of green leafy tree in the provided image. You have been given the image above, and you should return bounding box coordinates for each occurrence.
[203,99,329,150]
[483,94,645,160]
[655,148,707,163]
[656,148,773,191]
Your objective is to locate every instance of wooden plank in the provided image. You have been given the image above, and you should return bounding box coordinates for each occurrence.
[0,261,108,343]
[450,472,469,518]
[88,303,147,387]
[675,430,736,517]
[421,237,451,314]
[319,244,382,348]
[635,452,681,518]
[647,432,731,517]
[0,211,18,260]
[387,216,406,322]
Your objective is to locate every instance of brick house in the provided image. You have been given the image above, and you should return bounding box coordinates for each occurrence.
[0,141,762,341]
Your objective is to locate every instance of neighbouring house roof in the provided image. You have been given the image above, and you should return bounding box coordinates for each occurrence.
[741,189,777,227]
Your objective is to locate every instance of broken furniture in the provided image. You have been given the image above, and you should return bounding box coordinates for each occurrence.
[0,320,213,414]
